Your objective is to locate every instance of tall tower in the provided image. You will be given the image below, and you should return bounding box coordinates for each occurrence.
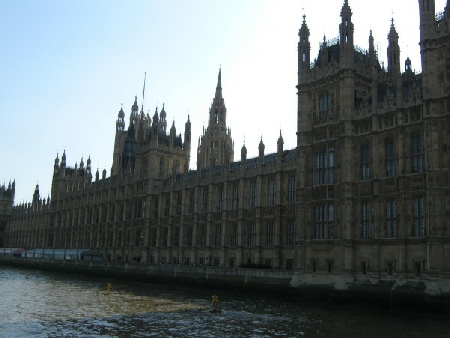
[339,0,355,121]
[197,68,234,170]
[418,0,436,43]
[183,115,192,171]
[297,12,311,147]
[112,106,126,176]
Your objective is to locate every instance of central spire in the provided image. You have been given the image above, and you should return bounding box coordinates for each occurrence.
[215,66,222,99]
[197,68,234,170]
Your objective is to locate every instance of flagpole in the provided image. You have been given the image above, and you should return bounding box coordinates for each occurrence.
[142,72,146,110]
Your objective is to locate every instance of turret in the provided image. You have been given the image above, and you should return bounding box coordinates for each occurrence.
[298,13,311,82]
[241,143,247,163]
[54,153,60,174]
[112,105,126,176]
[387,18,401,81]
[370,30,379,114]
[86,156,92,182]
[86,156,91,174]
[61,150,66,169]
[259,137,265,164]
[340,0,354,46]
[170,121,176,148]
[32,184,40,205]
[116,106,125,132]
[183,115,192,171]
[151,107,159,146]
[339,0,354,69]
[159,104,167,134]
[130,96,139,128]
[277,131,284,160]
[338,0,355,119]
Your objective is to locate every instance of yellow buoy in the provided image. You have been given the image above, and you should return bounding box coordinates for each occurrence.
[211,294,221,313]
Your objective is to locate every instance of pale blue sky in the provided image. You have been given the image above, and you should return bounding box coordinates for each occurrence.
[0,0,445,203]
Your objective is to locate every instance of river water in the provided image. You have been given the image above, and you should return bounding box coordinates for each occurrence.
[0,267,449,337]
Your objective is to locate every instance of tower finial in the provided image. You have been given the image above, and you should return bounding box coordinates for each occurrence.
[217,66,222,90]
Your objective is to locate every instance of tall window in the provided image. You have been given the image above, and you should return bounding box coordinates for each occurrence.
[314,147,335,185]
[232,185,239,210]
[247,221,256,245]
[412,133,423,173]
[159,158,165,175]
[266,220,275,245]
[362,202,372,238]
[202,189,208,214]
[287,218,296,245]
[136,200,143,219]
[173,227,180,247]
[249,182,256,209]
[150,229,156,247]
[386,199,397,237]
[162,227,168,247]
[217,188,223,212]
[319,92,332,119]
[268,179,276,206]
[361,143,371,180]
[214,224,221,246]
[176,193,182,215]
[198,224,206,246]
[186,226,193,247]
[413,196,425,237]
[230,222,238,246]
[288,176,296,204]
[385,138,396,177]
[315,204,333,239]
[164,195,170,216]
[188,191,195,214]
[152,199,158,218]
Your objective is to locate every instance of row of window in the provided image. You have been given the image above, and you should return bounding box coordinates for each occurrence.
[156,177,297,216]
[28,219,297,249]
[154,219,297,247]
[314,196,425,239]
[314,134,424,185]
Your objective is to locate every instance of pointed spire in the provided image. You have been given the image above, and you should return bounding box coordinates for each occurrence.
[217,66,222,89]
[300,12,309,31]
[215,66,222,99]
[340,0,354,46]
[387,16,400,77]
[277,130,284,156]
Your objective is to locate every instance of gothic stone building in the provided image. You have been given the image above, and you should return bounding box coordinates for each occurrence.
[3,1,450,279]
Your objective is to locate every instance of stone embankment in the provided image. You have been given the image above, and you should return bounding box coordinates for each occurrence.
[1,257,449,310]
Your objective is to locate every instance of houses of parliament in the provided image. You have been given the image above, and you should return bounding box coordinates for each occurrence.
[1,0,450,281]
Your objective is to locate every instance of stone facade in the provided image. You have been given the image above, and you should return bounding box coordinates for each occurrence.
[3,1,450,282]
[0,182,14,248]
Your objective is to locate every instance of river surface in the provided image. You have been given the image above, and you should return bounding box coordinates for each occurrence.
[0,267,449,337]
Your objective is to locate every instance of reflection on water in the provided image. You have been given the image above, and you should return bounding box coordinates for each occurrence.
[0,267,450,337]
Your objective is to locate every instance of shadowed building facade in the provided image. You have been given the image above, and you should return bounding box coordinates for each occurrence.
[3,1,450,280]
